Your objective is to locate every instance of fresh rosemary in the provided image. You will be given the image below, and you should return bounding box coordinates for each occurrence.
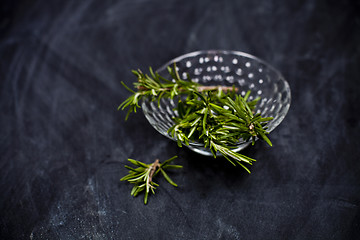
[121,156,182,204]
[118,64,273,172]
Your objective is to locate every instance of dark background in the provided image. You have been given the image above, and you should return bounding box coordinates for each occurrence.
[1,0,360,239]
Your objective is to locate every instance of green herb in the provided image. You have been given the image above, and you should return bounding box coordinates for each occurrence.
[118,64,236,120]
[121,156,182,204]
[118,64,273,172]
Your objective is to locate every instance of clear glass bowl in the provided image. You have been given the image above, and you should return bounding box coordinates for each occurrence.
[142,50,291,156]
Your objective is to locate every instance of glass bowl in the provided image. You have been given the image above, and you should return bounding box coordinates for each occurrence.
[141,50,291,156]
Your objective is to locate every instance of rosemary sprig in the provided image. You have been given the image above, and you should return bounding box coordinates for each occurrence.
[118,65,198,120]
[118,64,273,172]
[121,156,182,204]
[118,64,236,120]
[167,90,273,172]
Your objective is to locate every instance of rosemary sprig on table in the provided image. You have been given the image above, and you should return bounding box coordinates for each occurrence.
[118,64,273,172]
[121,156,182,204]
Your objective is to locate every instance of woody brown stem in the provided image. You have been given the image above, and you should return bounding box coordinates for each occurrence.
[138,85,238,92]
[148,159,160,183]
[196,86,238,92]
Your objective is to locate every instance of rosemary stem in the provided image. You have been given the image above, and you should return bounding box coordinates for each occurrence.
[148,159,160,182]
[138,85,238,92]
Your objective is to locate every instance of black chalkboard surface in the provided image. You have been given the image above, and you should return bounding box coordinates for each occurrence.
[1,0,359,239]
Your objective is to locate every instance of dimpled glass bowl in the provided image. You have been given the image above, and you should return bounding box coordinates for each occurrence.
[142,50,291,156]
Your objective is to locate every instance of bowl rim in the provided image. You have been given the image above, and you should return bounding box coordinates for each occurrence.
[156,50,287,83]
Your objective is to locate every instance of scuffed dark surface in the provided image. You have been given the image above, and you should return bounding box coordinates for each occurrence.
[1,0,360,239]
